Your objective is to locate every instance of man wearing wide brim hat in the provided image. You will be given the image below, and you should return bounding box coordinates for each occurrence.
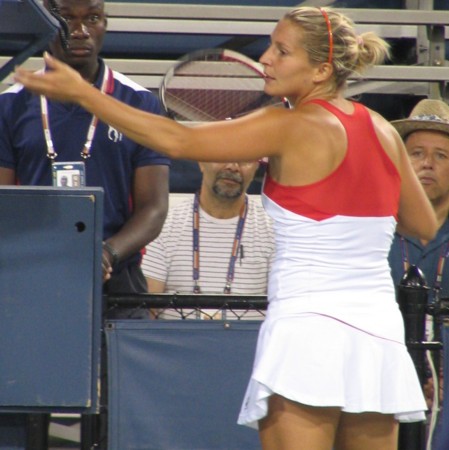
[389,98,449,446]
[391,98,449,140]
[389,96,449,303]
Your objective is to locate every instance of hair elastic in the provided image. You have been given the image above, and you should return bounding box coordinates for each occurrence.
[319,8,333,64]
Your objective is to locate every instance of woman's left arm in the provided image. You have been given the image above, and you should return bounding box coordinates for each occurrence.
[15,53,287,163]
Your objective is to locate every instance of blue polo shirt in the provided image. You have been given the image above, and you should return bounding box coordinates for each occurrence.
[0,58,170,266]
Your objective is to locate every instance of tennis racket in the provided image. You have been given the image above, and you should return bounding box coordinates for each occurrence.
[160,48,288,122]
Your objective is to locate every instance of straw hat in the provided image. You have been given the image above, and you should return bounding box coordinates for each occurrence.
[391,99,449,139]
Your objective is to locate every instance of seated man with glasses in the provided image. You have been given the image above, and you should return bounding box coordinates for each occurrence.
[141,161,274,319]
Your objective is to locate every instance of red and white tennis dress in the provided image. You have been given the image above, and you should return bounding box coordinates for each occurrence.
[238,99,427,428]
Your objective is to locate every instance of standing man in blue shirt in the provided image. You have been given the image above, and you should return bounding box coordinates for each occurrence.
[0,0,169,448]
[389,98,449,450]
[389,99,449,304]
[0,0,170,315]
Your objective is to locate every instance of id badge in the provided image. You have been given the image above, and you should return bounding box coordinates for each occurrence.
[52,162,86,187]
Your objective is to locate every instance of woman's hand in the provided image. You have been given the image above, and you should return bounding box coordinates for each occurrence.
[14,52,88,102]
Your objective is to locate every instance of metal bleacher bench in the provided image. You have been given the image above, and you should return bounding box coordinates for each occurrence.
[1,2,449,98]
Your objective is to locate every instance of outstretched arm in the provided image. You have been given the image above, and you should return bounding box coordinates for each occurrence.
[15,53,285,163]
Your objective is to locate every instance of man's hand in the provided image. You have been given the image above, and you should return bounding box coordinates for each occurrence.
[102,249,113,283]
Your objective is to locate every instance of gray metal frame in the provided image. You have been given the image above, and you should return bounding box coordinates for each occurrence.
[1,3,448,99]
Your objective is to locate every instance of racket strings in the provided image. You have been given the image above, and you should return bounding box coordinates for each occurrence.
[162,55,281,122]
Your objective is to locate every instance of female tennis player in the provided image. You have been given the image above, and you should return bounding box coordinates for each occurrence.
[16,6,437,450]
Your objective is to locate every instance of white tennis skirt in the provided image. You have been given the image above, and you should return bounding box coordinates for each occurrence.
[237,313,427,429]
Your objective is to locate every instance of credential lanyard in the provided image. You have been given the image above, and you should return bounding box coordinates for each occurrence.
[192,191,248,294]
[40,66,112,160]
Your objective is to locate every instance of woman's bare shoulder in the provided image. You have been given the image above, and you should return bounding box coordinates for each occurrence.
[365,105,406,166]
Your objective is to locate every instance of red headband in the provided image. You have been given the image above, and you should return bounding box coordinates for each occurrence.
[319,8,333,64]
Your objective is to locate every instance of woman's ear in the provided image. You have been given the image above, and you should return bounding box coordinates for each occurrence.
[313,62,333,83]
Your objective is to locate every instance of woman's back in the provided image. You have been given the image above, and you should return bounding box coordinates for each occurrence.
[263,100,404,341]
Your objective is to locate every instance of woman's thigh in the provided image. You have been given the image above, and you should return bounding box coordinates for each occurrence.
[334,411,398,450]
[258,394,341,450]
[258,394,398,450]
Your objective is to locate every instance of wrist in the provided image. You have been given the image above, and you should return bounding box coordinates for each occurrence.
[103,241,120,267]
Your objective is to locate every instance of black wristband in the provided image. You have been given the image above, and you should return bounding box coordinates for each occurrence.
[103,241,119,267]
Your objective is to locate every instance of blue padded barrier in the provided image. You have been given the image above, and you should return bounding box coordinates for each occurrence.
[106,320,262,450]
